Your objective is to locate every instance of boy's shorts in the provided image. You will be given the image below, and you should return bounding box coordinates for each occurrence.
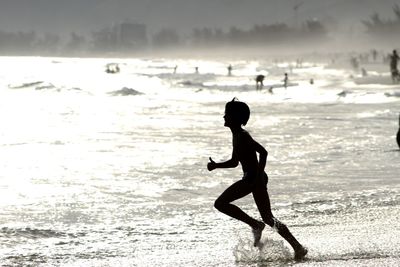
[242,171,268,185]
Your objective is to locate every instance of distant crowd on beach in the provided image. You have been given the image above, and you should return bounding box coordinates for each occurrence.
[104,48,400,86]
[164,49,400,91]
[104,48,400,89]
[167,64,294,93]
[347,48,400,84]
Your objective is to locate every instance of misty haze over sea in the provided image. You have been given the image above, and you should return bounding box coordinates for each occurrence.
[2,0,400,56]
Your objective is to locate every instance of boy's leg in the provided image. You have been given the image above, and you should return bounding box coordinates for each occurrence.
[214,180,262,229]
[252,183,307,259]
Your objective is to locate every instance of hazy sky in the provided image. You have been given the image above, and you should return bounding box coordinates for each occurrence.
[0,0,399,36]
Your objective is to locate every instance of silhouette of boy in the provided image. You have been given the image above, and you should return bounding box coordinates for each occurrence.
[397,113,400,149]
[207,98,308,260]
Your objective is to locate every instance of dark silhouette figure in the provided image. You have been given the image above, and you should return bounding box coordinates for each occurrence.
[207,98,308,261]
[283,73,289,89]
[255,75,265,90]
[195,67,199,74]
[173,65,178,74]
[228,64,233,76]
[397,113,400,149]
[390,50,399,83]
[372,49,378,62]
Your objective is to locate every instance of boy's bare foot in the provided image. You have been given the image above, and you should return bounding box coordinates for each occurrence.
[252,222,265,247]
[294,246,308,261]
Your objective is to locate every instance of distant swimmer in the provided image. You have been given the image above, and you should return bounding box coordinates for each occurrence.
[397,113,400,149]
[173,65,178,74]
[207,98,308,261]
[256,75,265,90]
[283,73,289,89]
[228,64,233,76]
[390,50,399,83]
[195,67,199,74]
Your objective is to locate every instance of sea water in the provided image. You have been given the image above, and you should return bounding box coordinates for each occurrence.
[0,56,399,266]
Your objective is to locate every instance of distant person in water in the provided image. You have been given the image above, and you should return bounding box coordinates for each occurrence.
[256,75,265,90]
[372,49,378,62]
[207,98,308,261]
[397,113,400,149]
[390,50,399,83]
[195,67,199,74]
[228,65,233,76]
[173,65,178,74]
[283,73,289,89]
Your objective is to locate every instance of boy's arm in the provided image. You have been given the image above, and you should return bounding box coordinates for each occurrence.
[207,152,239,171]
[252,139,268,175]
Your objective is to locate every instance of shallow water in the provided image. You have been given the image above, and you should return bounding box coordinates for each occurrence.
[0,56,399,266]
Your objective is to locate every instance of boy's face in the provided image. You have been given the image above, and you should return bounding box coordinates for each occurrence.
[223,108,233,127]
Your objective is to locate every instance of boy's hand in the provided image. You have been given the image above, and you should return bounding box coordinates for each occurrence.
[207,157,216,171]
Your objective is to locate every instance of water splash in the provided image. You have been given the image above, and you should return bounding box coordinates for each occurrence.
[233,231,292,264]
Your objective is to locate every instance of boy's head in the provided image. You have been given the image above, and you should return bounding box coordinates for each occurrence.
[224,98,250,126]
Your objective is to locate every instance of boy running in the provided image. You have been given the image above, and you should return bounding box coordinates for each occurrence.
[207,98,307,260]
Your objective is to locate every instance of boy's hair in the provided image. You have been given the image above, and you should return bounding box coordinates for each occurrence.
[225,98,250,126]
